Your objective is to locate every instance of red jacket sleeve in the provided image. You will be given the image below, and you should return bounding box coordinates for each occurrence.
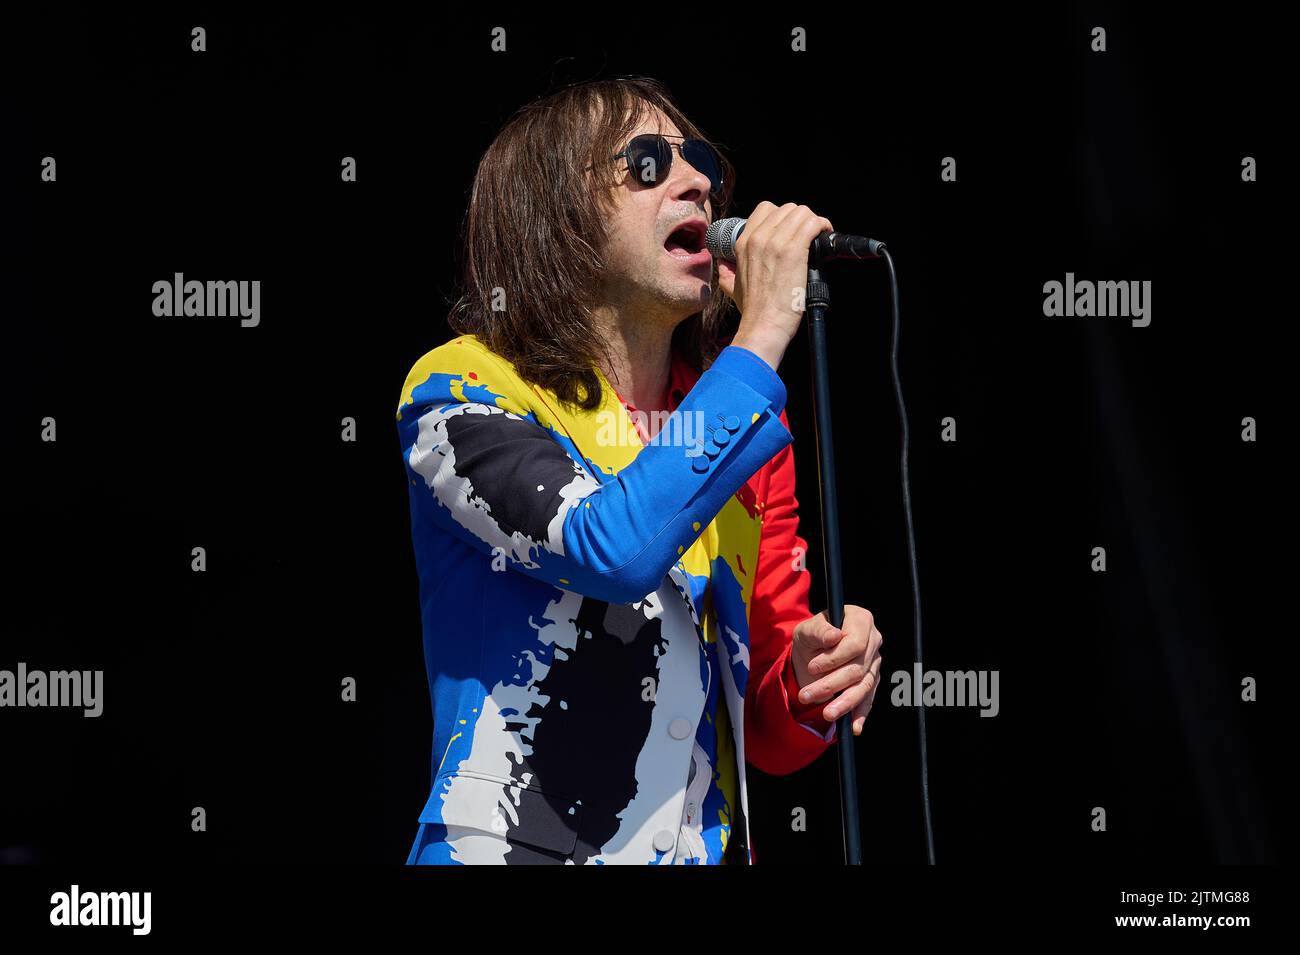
[742,408,838,778]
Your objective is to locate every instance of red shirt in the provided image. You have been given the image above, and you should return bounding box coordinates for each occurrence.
[611,348,838,773]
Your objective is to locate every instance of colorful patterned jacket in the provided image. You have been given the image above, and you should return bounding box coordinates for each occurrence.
[396,333,837,864]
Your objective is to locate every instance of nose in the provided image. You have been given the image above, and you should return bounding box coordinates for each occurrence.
[668,146,712,207]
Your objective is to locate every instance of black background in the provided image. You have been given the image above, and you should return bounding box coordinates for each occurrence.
[1,3,1283,877]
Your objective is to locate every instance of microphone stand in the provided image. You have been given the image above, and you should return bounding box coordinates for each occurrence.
[804,262,862,865]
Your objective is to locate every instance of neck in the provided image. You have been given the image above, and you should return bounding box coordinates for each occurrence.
[593,307,679,413]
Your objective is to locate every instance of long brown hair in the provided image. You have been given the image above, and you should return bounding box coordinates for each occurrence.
[447,75,738,412]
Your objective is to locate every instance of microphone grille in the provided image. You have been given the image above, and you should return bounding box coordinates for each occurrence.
[705,217,745,261]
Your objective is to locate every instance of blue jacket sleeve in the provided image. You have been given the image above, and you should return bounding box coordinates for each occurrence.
[399,345,793,604]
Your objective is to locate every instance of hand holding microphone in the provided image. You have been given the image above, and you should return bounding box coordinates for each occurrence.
[711,203,886,372]
[712,202,836,372]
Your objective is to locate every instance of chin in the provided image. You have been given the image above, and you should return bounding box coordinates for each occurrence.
[673,283,712,313]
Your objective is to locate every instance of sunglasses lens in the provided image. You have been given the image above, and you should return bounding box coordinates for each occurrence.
[682,140,723,193]
[627,134,672,185]
[623,135,724,193]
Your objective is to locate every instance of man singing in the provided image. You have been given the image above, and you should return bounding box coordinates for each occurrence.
[396,76,883,864]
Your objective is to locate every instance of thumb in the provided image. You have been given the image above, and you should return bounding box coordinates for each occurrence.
[716,259,737,303]
[795,612,843,655]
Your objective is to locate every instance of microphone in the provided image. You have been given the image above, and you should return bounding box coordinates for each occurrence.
[706,216,886,263]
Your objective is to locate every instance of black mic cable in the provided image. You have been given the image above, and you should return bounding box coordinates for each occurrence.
[880,247,936,865]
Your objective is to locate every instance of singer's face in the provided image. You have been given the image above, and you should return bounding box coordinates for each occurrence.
[599,106,716,323]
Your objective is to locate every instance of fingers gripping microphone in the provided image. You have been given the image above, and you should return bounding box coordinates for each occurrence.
[705,216,886,263]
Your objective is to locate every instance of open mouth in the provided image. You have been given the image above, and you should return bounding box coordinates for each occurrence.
[664,220,709,261]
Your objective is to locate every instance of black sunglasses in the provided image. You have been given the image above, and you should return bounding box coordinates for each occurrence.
[609,134,725,195]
